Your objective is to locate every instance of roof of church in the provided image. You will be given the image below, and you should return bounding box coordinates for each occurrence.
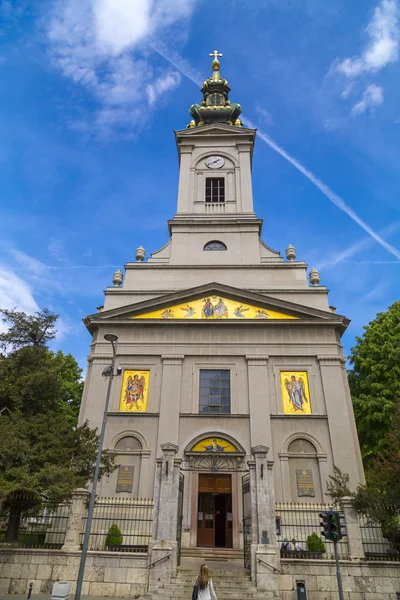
[187,51,244,129]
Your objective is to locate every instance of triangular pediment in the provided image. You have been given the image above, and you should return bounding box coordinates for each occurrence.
[85,283,348,331]
[175,123,256,139]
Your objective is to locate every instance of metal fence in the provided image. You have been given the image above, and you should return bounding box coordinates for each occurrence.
[81,497,154,552]
[360,518,400,561]
[275,502,349,560]
[0,495,69,549]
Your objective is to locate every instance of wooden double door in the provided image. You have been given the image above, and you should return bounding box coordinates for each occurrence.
[197,474,233,548]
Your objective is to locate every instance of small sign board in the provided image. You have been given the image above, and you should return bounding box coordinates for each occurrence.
[116,465,134,493]
[296,469,315,497]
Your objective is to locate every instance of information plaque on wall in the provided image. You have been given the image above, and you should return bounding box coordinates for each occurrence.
[116,466,134,493]
[296,469,315,497]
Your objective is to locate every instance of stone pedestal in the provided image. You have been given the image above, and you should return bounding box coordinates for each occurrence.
[341,496,365,559]
[148,541,178,589]
[253,545,280,592]
[61,488,89,552]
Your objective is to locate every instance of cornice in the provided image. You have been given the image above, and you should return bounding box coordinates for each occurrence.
[318,355,346,366]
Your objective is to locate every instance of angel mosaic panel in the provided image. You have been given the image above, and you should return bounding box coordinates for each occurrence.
[119,370,149,413]
[280,371,311,415]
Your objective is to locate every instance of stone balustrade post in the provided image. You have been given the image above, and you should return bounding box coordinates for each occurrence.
[341,496,365,559]
[61,488,89,552]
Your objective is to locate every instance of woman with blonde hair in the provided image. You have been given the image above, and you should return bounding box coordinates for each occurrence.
[192,563,217,600]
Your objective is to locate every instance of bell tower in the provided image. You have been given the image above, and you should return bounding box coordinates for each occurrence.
[149,52,280,266]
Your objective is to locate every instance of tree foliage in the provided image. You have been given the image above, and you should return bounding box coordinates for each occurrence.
[352,408,400,530]
[326,465,351,506]
[106,524,123,546]
[0,308,58,353]
[0,308,117,540]
[348,300,400,464]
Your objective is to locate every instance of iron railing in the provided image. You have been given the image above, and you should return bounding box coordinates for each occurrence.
[275,502,349,560]
[81,497,154,552]
[0,495,69,549]
[360,518,400,561]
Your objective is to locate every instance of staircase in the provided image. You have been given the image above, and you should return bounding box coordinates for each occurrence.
[147,549,281,600]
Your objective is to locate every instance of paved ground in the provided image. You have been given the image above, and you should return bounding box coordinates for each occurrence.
[179,556,246,573]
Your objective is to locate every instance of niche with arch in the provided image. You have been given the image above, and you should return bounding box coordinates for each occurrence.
[288,437,323,502]
[102,433,149,497]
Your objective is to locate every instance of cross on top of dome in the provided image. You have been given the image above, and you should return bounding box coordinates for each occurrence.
[187,51,243,129]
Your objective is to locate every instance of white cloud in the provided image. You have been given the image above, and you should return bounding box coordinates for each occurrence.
[352,84,384,114]
[337,0,399,77]
[46,0,196,133]
[147,71,180,105]
[0,266,39,333]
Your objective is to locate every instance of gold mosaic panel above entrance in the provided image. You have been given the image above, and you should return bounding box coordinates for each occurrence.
[132,296,298,320]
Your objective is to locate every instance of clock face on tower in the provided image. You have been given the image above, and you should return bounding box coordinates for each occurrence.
[205,155,225,169]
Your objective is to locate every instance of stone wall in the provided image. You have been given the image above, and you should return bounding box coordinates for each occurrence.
[0,549,148,597]
[256,558,400,600]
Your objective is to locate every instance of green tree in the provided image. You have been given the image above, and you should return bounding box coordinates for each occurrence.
[0,308,58,352]
[106,524,123,547]
[352,408,400,530]
[348,301,400,464]
[326,466,351,506]
[0,309,116,541]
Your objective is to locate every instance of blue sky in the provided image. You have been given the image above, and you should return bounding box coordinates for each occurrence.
[0,0,399,372]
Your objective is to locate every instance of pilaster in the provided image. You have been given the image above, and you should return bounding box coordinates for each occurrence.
[158,355,184,449]
[318,355,363,487]
[246,356,271,448]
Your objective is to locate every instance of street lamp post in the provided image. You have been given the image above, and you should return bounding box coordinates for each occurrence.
[75,334,119,600]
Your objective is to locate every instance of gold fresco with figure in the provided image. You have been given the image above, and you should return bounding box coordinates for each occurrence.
[132,296,298,320]
[119,370,150,413]
[280,371,312,415]
[192,437,238,453]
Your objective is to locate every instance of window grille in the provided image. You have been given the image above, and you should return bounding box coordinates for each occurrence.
[199,369,231,414]
[115,436,142,451]
[288,438,317,454]
[203,241,227,251]
[205,178,225,203]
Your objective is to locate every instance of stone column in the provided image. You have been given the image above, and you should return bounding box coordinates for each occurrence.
[61,488,89,552]
[341,496,365,559]
[158,355,184,449]
[249,446,280,586]
[246,356,271,448]
[149,443,182,589]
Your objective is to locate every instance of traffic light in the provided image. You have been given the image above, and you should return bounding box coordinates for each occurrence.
[320,511,347,542]
[330,512,340,541]
[320,511,330,540]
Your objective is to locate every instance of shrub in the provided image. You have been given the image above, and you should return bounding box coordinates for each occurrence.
[307,532,325,553]
[106,524,123,546]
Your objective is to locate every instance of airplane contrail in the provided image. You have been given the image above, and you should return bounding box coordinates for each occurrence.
[150,42,400,260]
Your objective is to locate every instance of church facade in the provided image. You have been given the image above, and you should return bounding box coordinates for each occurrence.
[80,54,364,554]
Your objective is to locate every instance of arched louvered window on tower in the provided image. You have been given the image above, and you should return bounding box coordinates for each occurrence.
[203,241,227,251]
[114,435,142,452]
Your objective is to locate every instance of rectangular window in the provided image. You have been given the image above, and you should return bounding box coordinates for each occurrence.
[205,178,225,203]
[199,369,231,414]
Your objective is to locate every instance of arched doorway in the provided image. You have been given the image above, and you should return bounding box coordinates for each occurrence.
[182,433,247,549]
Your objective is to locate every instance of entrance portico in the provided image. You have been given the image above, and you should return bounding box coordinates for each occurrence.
[181,433,247,551]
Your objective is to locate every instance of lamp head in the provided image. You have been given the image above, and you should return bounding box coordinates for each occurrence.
[104,334,118,342]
